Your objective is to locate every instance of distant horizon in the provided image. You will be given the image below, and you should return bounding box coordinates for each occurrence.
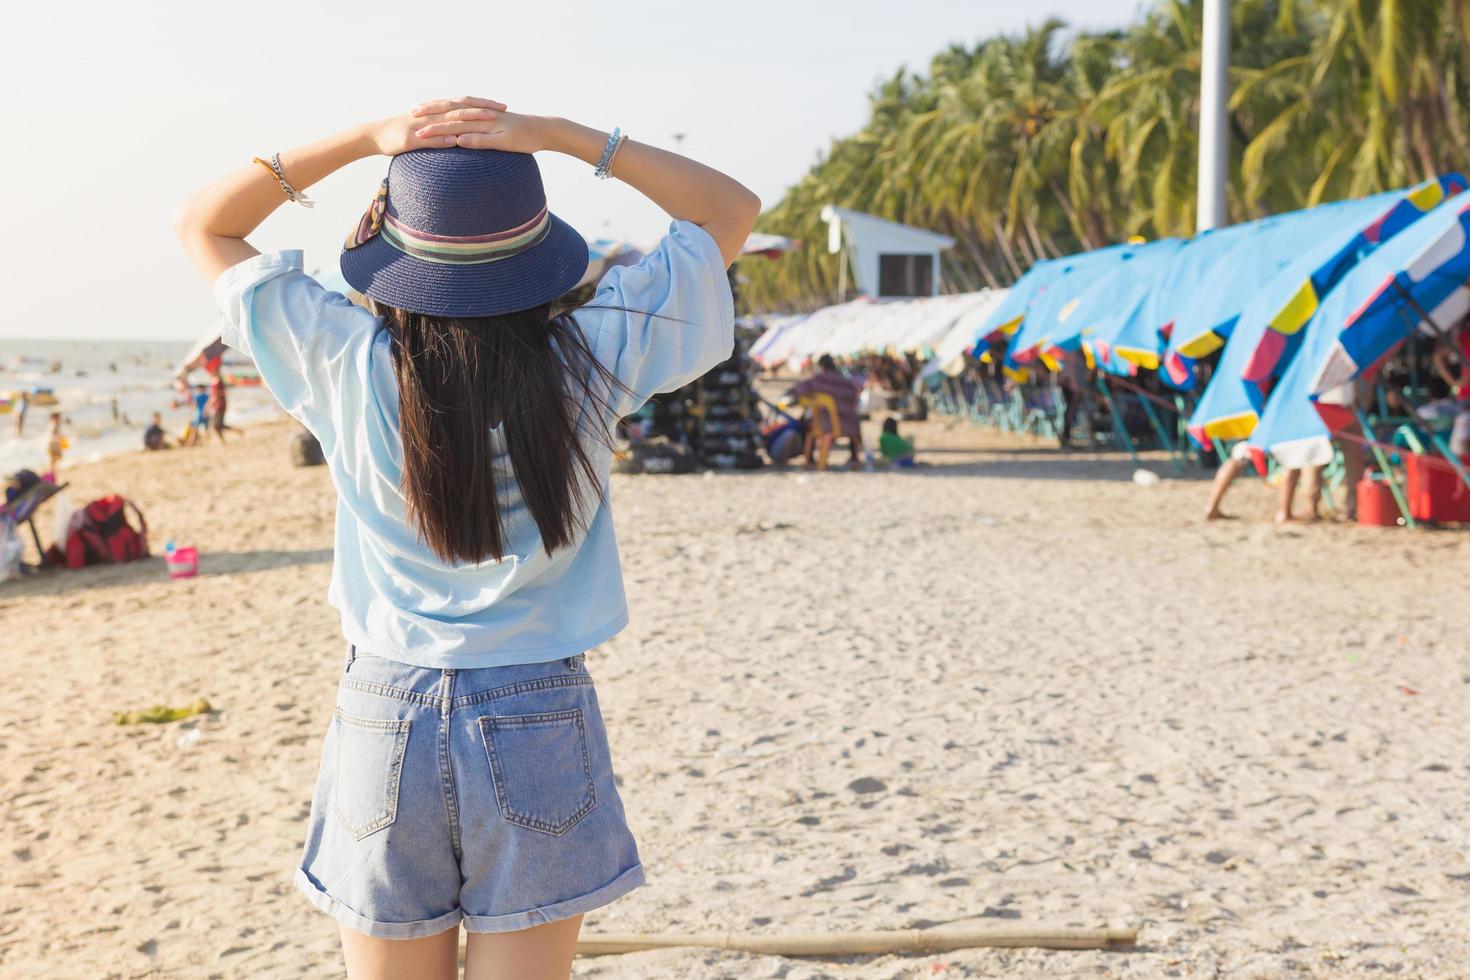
[2,1,1143,342]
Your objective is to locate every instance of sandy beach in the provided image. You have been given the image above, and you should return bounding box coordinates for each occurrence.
[2,416,1468,978]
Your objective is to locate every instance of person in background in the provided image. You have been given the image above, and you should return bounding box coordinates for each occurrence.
[206,369,242,443]
[143,412,170,451]
[45,412,66,476]
[878,416,916,468]
[1057,351,1092,448]
[1274,465,1323,523]
[12,391,29,437]
[788,354,865,467]
[180,384,209,447]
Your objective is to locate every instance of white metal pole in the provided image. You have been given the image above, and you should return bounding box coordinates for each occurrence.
[1197,0,1230,231]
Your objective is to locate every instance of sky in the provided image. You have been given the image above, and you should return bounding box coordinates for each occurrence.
[0,0,1143,341]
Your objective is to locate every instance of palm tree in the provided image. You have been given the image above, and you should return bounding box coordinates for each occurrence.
[740,0,1468,314]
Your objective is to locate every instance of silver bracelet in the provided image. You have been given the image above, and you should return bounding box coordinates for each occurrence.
[267,152,316,208]
[593,128,625,180]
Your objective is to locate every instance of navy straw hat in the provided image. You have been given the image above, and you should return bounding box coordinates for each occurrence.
[339,147,588,318]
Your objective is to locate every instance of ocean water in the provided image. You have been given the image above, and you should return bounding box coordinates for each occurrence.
[0,338,281,476]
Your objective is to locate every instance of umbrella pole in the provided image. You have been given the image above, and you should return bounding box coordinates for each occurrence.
[1096,376,1140,465]
[576,925,1139,957]
[1354,405,1416,528]
[1136,391,1185,475]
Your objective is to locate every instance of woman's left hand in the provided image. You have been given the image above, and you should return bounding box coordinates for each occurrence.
[365,107,502,156]
[409,97,549,154]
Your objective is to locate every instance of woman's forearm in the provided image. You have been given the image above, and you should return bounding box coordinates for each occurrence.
[539,117,760,266]
[174,124,381,280]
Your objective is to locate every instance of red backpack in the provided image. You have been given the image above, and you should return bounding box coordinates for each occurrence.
[63,496,149,569]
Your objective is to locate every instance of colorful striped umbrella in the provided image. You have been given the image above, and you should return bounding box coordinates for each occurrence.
[1247,187,1470,469]
[1239,175,1466,390]
[1161,195,1399,389]
[1186,177,1464,448]
[1311,188,1470,411]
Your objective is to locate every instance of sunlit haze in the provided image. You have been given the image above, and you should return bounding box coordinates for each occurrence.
[2,0,1143,340]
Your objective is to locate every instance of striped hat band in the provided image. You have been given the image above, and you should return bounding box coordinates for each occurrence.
[344,179,551,265]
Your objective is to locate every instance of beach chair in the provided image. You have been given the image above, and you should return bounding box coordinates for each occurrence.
[798,393,841,470]
[1,480,68,574]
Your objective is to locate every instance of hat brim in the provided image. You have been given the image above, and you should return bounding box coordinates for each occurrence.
[339,213,589,318]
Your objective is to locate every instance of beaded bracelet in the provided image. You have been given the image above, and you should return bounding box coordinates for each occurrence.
[251,153,316,208]
[593,128,626,180]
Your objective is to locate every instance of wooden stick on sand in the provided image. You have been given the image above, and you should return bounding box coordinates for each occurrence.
[577,925,1139,957]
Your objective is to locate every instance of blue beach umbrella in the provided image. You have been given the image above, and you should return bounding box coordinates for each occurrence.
[1090,220,1261,376]
[1047,239,1182,358]
[1003,243,1138,369]
[1013,239,1184,369]
[971,257,1067,348]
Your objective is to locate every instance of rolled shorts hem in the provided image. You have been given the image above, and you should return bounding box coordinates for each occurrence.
[295,868,463,941]
[463,863,647,934]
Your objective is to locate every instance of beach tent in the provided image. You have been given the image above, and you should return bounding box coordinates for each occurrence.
[799,302,889,358]
[754,299,872,367]
[923,290,1012,377]
[754,293,994,362]
[841,291,994,357]
[1247,187,1470,469]
[970,258,1068,349]
[891,291,999,355]
[749,313,809,365]
[1186,175,1467,448]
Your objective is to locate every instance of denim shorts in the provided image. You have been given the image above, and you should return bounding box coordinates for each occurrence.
[294,648,644,939]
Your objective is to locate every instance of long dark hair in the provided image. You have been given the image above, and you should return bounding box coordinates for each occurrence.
[375,300,625,565]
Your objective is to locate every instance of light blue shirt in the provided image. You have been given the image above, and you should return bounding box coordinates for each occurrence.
[215,220,733,669]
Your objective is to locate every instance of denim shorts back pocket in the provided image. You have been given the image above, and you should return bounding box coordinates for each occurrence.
[478,709,597,836]
[332,709,412,842]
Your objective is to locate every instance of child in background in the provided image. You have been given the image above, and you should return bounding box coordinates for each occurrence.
[45,412,67,477]
[879,416,916,468]
[143,412,170,451]
[179,385,209,447]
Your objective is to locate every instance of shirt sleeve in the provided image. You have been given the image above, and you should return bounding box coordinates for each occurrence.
[213,251,371,435]
[579,220,734,422]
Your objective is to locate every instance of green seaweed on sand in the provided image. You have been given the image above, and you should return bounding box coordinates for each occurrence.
[113,698,213,725]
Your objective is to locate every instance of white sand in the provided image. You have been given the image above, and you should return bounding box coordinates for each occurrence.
[2,418,1467,978]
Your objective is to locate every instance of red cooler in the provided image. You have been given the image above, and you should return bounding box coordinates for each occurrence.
[1404,453,1470,523]
[1356,474,1401,527]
